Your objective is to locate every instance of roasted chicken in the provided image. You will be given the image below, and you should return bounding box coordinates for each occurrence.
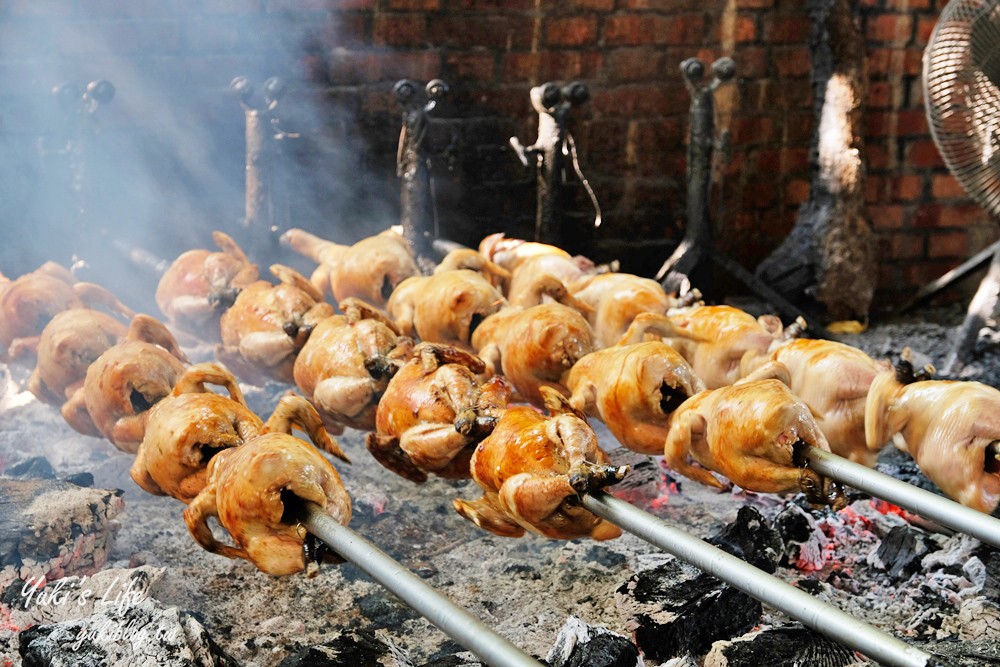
[663,378,847,509]
[131,363,264,503]
[505,254,594,308]
[478,232,572,272]
[184,395,351,576]
[570,273,675,348]
[366,343,510,482]
[293,298,413,432]
[433,248,510,289]
[155,231,259,343]
[387,269,506,352]
[0,262,134,365]
[866,363,1000,513]
[454,387,627,540]
[281,227,419,308]
[64,315,190,452]
[218,264,335,385]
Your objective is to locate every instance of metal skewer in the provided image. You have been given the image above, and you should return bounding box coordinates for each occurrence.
[804,446,1000,549]
[300,501,544,667]
[581,491,938,667]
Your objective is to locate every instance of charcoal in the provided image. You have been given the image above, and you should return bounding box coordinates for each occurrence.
[7,456,56,480]
[546,616,640,667]
[703,624,858,666]
[18,597,236,667]
[278,629,413,667]
[921,637,1000,666]
[982,552,1000,602]
[420,652,485,667]
[875,447,940,494]
[708,506,783,573]
[63,471,94,487]
[773,503,829,570]
[0,477,123,587]
[615,558,762,662]
[867,525,928,580]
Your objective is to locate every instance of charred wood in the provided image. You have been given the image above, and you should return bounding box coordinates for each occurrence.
[703,624,858,667]
[278,629,413,667]
[546,616,640,667]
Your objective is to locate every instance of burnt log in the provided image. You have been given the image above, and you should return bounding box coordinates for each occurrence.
[707,506,783,574]
[703,624,858,667]
[546,616,641,667]
[754,0,874,322]
[773,503,830,571]
[278,629,413,667]
[866,525,929,581]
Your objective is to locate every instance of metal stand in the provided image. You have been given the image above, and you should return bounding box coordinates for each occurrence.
[232,76,295,262]
[395,78,450,270]
[804,446,1000,547]
[510,81,601,246]
[581,492,935,667]
[301,502,543,667]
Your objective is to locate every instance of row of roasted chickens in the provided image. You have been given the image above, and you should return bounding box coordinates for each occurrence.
[1,229,998,576]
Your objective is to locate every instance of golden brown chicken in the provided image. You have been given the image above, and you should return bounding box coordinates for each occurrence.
[664,305,783,389]
[472,281,594,408]
[505,254,595,308]
[478,232,572,271]
[663,378,847,509]
[218,264,335,385]
[387,269,506,352]
[131,363,265,503]
[155,231,259,343]
[565,338,705,455]
[0,262,134,365]
[366,343,511,482]
[281,227,419,308]
[27,309,130,408]
[866,364,1000,513]
[570,273,676,349]
[433,248,511,289]
[293,298,413,432]
[64,315,190,452]
[184,394,351,576]
[741,338,890,466]
[453,387,627,540]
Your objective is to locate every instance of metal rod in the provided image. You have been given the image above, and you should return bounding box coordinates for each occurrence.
[804,446,1000,549]
[301,502,544,667]
[581,491,935,667]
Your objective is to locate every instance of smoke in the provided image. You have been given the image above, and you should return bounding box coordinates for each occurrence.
[0,5,399,311]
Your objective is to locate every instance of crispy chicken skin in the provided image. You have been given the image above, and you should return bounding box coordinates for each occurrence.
[66,315,191,452]
[293,298,413,433]
[131,363,264,503]
[664,379,847,509]
[155,231,259,343]
[453,387,627,540]
[742,338,890,466]
[433,248,511,289]
[471,283,594,407]
[184,395,351,576]
[570,273,675,349]
[664,305,783,389]
[506,254,593,308]
[0,262,134,365]
[366,343,511,482]
[565,340,705,455]
[217,264,335,385]
[387,270,506,351]
[27,309,129,407]
[866,369,1000,513]
[281,227,419,308]
[478,233,572,271]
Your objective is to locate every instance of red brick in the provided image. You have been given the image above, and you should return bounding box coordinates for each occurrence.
[755,148,780,172]
[742,179,778,208]
[782,111,813,142]
[737,0,774,7]
[892,174,924,201]
[732,115,776,144]
[444,51,495,81]
[866,142,891,170]
[500,51,603,83]
[373,14,426,47]
[618,0,705,8]
[907,139,944,168]
[604,13,704,47]
[896,109,928,136]
[785,178,810,205]
[866,14,913,44]
[781,147,809,172]
[941,203,990,228]
[927,231,968,258]
[567,0,615,9]
[737,46,768,77]
[915,16,936,45]
[912,204,943,228]
[867,81,894,109]
[931,174,967,199]
[868,204,905,229]
[774,47,810,77]
[547,16,598,47]
[731,16,757,42]
[389,0,440,8]
[766,16,810,44]
[865,175,887,204]
[887,232,924,259]
[427,15,534,49]
[605,48,664,82]
[590,85,688,117]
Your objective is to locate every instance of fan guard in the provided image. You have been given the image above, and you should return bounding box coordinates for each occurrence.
[923,0,1000,217]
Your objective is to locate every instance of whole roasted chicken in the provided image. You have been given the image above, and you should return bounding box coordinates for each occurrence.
[433,248,510,289]
[664,305,783,389]
[131,363,265,503]
[387,269,506,352]
[742,338,890,466]
[663,378,847,509]
[27,308,130,408]
[0,261,134,365]
[453,387,627,540]
[866,361,1000,513]
[64,315,190,452]
[565,328,705,455]
[184,395,351,576]
[293,298,413,432]
[472,280,594,407]
[366,343,510,482]
[478,232,572,272]
[281,227,419,308]
[218,264,335,385]
[570,273,676,349]
[155,231,259,343]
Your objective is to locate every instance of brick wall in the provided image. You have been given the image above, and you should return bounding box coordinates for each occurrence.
[0,0,989,311]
